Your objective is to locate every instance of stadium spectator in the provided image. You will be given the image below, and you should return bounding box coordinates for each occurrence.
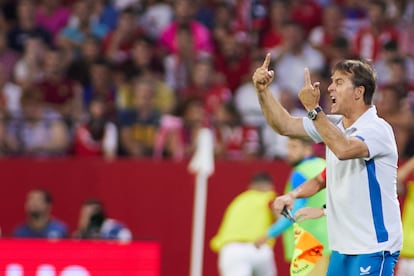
[118,77,161,157]
[13,33,46,90]
[290,0,323,35]
[4,90,70,156]
[14,189,68,238]
[210,2,234,49]
[272,20,325,99]
[214,32,252,93]
[374,47,414,92]
[120,37,174,114]
[0,9,8,34]
[352,0,400,61]
[153,96,206,160]
[399,0,414,58]
[309,4,349,62]
[0,30,19,82]
[57,0,109,63]
[158,0,213,57]
[163,23,199,93]
[0,63,22,118]
[89,0,119,31]
[139,0,173,40]
[32,47,83,123]
[0,106,5,156]
[386,56,414,95]
[340,0,368,41]
[193,0,215,31]
[67,34,103,87]
[259,0,290,54]
[102,8,142,66]
[376,84,414,158]
[181,56,232,117]
[73,198,132,241]
[35,0,71,39]
[73,96,118,159]
[123,36,164,81]
[82,58,117,119]
[212,101,260,160]
[7,0,52,53]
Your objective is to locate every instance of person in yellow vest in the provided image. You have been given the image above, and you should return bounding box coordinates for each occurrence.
[210,172,278,276]
[396,156,414,276]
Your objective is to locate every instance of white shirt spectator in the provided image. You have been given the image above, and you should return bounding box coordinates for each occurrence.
[2,82,22,116]
[275,43,325,96]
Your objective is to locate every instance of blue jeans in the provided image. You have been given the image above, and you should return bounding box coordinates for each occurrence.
[327,250,400,276]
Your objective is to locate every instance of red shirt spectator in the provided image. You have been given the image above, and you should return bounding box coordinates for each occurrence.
[102,8,143,65]
[214,33,251,93]
[352,0,400,61]
[259,0,290,51]
[290,0,323,35]
[353,26,399,61]
[32,48,82,120]
[181,57,232,116]
[214,124,260,160]
[213,102,260,160]
[73,97,118,158]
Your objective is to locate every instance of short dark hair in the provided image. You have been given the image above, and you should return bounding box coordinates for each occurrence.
[251,172,273,185]
[82,198,107,218]
[370,0,387,14]
[32,189,53,204]
[332,60,376,105]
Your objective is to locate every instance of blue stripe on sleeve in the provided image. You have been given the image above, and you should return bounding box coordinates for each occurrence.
[355,135,365,141]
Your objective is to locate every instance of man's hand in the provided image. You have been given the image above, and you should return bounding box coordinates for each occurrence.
[272,193,295,215]
[295,207,324,222]
[298,68,320,110]
[252,53,275,93]
[254,236,269,248]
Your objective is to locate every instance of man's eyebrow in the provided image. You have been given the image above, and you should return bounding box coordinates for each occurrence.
[331,77,344,82]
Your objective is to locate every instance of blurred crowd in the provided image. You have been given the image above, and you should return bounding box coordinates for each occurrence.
[0,0,413,160]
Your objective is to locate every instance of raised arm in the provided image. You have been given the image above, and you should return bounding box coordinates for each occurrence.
[252,53,308,138]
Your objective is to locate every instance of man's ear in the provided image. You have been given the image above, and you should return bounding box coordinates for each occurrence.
[354,86,364,101]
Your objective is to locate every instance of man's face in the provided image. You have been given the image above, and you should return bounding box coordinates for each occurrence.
[286,139,308,165]
[327,70,356,115]
[44,51,62,75]
[25,191,49,219]
[78,204,97,230]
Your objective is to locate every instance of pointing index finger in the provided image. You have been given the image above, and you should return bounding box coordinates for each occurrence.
[261,53,271,69]
[304,68,311,86]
